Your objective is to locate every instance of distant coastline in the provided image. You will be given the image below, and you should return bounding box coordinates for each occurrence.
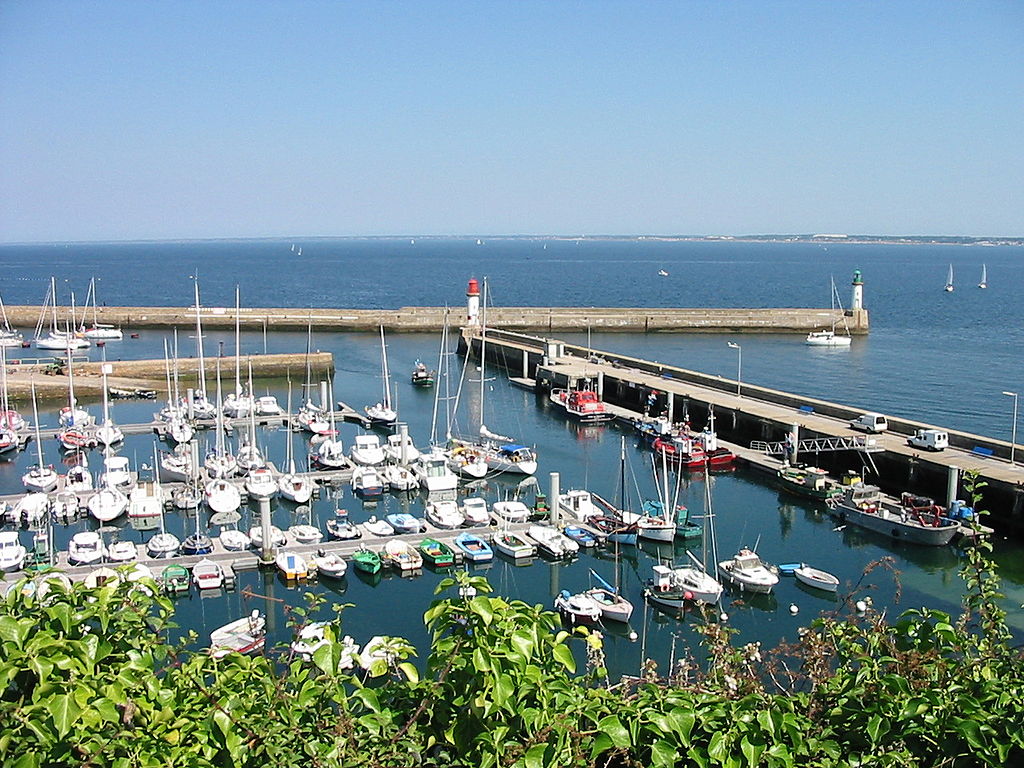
[1,233,1021,247]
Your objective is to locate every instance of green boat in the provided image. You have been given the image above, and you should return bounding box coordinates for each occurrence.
[352,547,382,575]
[160,564,190,595]
[776,465,843,501]
[411,361,435,387]
[418,538,455,567]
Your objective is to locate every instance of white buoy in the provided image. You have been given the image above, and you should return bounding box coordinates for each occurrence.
[855,600,867,613]
[789,604,799,615]
[628,630,638,641]
[719,612,729,622]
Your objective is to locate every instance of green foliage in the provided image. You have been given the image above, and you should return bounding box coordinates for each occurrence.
[1,495,1022,768]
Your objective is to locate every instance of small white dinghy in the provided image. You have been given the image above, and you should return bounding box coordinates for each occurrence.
[210,610,266,659]
[192,558,225,590]
[793,564,840,593]
[311,550,348,579]
[553,589,602,625]
[276,550,310,580]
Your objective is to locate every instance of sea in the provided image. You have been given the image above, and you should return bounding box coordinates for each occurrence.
[0,237,1021,677]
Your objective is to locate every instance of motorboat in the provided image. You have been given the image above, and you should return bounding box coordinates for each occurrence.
[384,512,423,535]
[527,525,580,559]
[717,548,780,594]
[553,590,602,625]
[492,531,535,560]
[492,500,531,523]
[192,559,225,589]
[326,510,361,540]
[775,464,842,501]
[11,493,51,526]
[68,531,106,566]
[290,621,331,660]
[559,489,601,520]
[384,432,421,464]
[65,462,93,492]
[645,561,723,608]
[106,539,138,563]
[244,467,277,499]
[351,466,384,500]
[794,564,840,593]
[410,360,434,387]
[352,547,382,574]
[219,527,251,552]
[0,532,27,572]
[452,532,493,563]
[562,524,599,548]
[424,499,464,529]
[362,516,394,537]
[22,465,58,494]
[87,485,129,522]
[254,395,282,416]
[549,388,615,423]
[160,448,193,483]
[159,564,190,595]
[248,525,287,549]
[288,521,324,544]
[99,455,135,492]
[828,483,960,546]
[381,463,417,492]
[382,539,424,571]
[412,449,459,492]
[210,610,266,659]
[349,434,386,466]
[461,497,491,526]
[311,550,348,578]
[276,550,309,580]
[51,490,80,522]
[127,482,164,518]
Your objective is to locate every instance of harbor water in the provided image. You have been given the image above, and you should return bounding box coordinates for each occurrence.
[0,238,1021,677]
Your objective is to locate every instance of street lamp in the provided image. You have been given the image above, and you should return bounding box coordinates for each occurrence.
[727,342,742,398]
[1003,391,1018,466]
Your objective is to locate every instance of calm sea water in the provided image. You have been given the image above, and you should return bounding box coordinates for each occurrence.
[1,238,1021,676]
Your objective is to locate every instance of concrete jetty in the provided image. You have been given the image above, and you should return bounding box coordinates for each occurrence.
[2,352,334,401]
[464,327,1024,531]
[3,304,868,334]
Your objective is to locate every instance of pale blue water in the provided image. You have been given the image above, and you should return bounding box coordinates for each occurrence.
[1,238,1021,675]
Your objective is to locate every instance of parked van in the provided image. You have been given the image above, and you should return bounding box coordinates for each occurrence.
[907,429,948,451]
[849,412,888,433]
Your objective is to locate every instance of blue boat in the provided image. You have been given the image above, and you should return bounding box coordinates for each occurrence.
[453,532,493,563]
[384,512,424,535]
[562,524,599,548]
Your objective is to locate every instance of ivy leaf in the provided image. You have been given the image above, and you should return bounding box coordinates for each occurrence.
[667,708,695,744]
[50,693,82,738]
[651,739,677,767]
[551,644,575,673]
[598,715,631,749]
[524,743,547,768]
[398,662,419,683]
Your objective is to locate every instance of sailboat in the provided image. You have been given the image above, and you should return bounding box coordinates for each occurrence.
[222,286,253,418]
[0,293,23,347]
[978,264,987,289]
[187,277,217,419]
[79,277,123,339]
[94,356,124,447]
[805,276,853,347]
[235,362,266,473]
[203,359,238,479]
[584,569,634,623]
[449,279,537,476]
[0,346,23,455]
[147,444,181,558]
[296,321,330,435]
[644,470,723,609]
[160,336,194,444]
[34,279,90,350]
[944,264,955,293]
[365,325,397,425]
[22,381,59,493]
[278,383,314,503]
[430,310,486,479]
[314,381,347,469]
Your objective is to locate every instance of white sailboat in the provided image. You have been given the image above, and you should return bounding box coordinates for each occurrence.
[22,381,58,493]
[34,279,90,350]
[805,276,853,347]
[222,286,253,419]
[278,383,314,503]
[79,277,123,339]
[314,382,347,469]
[94,359,124,447]
[978,263,987,289]
[204,359,238,479]
[235,362,266,473]
[944,263,955,293]
[450,280,537,475]
[147,445,180,558]
[0,346,23,455]
[0,293,23,347]
[365,325,397,425]
[296,322,330,435]
[187,277,218,419]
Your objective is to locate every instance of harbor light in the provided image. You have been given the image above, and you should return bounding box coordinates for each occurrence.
[1002,391,1018,466]
[727,342,742,398]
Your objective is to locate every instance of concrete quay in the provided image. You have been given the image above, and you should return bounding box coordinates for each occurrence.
[465,328,1024,531]
[4,304,868,335]
[2,352,335,402]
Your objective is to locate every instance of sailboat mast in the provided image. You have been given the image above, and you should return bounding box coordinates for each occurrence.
[479,277,488,432]
[31,380,44,471]
[163,339,173,412]
[379,325,392,409]
[193,278,207,397]
[49,276,58,337]
[234,285,242,397]
[285,381,295,474]
[91,277,99,329]
[429,309,448,445]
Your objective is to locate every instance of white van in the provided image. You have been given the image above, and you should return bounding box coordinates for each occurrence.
[849,412,888,433]
[907,429,948,451]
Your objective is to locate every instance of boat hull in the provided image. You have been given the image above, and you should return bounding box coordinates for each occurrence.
[831,502,958,546]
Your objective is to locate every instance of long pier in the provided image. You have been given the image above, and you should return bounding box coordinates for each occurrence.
[4,304,869,334]
[465,328,1024,531]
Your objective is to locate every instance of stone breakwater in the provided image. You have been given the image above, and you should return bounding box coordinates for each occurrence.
[5,305,869,334]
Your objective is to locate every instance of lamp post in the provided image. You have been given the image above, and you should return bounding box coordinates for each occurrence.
[1003,391,1018,466]
[727,342,742,398]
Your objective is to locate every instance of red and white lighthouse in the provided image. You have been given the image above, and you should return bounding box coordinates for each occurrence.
[466,278,480,326]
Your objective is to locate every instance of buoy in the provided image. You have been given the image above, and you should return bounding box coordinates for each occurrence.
[628,630,638,642]
[789,604,799,615]
[719,612,729,622]
[130,333,140,339]
[855,600,867,613]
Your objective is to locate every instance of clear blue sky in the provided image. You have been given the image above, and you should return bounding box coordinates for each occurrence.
[1,1,1021,242]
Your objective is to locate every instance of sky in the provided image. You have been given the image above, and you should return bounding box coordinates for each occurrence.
[0,1,1021,242]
